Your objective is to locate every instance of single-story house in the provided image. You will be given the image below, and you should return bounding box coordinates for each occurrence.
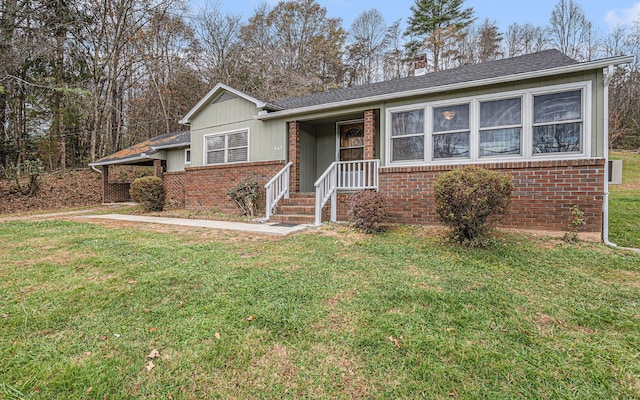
[90,49,632,239]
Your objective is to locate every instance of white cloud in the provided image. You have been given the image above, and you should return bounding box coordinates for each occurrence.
[605,2,640,27]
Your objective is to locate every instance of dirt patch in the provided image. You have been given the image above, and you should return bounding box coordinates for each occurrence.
[535,313,565,336]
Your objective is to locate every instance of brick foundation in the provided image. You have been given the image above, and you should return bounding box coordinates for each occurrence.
[374,158,605,232]
[184,160,286,215]
[164,171,186,208]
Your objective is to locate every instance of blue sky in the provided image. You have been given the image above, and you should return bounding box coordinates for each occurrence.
[202,0,640,34]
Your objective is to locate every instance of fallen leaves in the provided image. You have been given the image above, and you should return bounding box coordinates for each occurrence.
[149,327,157,333]
[145,361,155,371]
[147,349,160,359]
[246,315,255,321]
[1,314,7,318]
[128,279,136,284]
[214,332,221,340]
[388,336,402,349]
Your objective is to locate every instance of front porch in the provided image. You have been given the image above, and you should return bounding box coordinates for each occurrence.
[266,109,381,225]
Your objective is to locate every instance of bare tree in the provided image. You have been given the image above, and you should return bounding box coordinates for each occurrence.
[383,19,410,80]
[504,22,548,58]
[548,0,593,60]
[240,0,345,100]
[193,5,244,87]
[456,18,503,66]
[344,8,389,86]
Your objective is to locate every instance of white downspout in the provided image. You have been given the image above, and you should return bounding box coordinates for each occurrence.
[91,165,102,174]
[603,65,617,247]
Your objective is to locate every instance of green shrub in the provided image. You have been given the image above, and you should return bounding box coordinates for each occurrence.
[130,176,165,212]
[434,167,512,246]
[227,175,260,218]
[348,190,389,233]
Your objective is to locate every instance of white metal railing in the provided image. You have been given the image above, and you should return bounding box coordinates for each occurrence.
[265,162,293,220]
[314,159,379,226]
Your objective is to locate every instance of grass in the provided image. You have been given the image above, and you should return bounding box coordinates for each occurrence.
[1,221,639,399]
[610,151,640,248]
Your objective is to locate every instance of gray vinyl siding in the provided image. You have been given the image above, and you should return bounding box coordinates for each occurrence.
[166,148,188,172]
[299,122,318,192]
[189,94,286,167]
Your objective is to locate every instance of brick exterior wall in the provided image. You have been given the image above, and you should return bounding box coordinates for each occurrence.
[373,159,605,232]
[101,165,132,203]
[184,160,286,215]
[364,110,376,160]
[288,121,301,193]
[164,171,186,208]
[105,183,131,203]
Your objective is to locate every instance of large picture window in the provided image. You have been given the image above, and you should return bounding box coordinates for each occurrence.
[386,83,589,164]
[205,130,248,165]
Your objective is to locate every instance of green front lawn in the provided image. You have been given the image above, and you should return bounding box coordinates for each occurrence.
[610,151,640,248]
[1,221,639,399]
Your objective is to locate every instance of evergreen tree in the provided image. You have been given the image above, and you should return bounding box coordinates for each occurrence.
[404,0,475,71]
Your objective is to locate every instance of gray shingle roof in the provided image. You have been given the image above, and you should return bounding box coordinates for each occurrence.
[90,130,190,166]
[274,50,577,110]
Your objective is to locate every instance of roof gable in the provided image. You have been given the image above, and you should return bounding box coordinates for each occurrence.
[179,83,280,125]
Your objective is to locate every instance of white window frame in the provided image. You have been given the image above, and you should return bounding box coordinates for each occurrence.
[203,129,250,165]
[185,148,191,164]
[385,81,592,166]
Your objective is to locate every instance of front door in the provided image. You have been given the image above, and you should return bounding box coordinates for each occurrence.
[338,120,364,161]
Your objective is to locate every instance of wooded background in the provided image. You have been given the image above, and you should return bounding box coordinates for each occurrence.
[0,0,638,173]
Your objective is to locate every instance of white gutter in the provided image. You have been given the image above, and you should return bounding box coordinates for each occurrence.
[603,65,617,247]
[257,55,634,121]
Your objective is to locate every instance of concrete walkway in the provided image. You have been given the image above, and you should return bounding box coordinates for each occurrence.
[77,214,311,236]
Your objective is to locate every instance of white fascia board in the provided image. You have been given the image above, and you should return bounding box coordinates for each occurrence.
[179,83,268,125]
[88,154,152,167]
[257,55,634,121]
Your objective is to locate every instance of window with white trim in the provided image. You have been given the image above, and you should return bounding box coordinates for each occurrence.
[205,130,248,165]
[386,82,589,164]
[185,148,191,164]
[433,103,470,159]
[532,90,582,154]
[479,97,522,157]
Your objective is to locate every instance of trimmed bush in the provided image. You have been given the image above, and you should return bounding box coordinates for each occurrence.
[434,167,512,246]
[227,175,260,218]
[348,190,389,233]
[130,176,165,212]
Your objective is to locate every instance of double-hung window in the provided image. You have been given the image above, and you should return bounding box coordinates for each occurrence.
[433,103,470,159]
[479,97,522,157]
[205,130,248,165]
[390,109,425,161]
[532,90,582,154]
